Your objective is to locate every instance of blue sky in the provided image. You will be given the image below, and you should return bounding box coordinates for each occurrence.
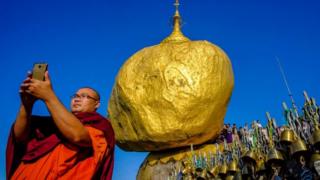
[1,0,320,179]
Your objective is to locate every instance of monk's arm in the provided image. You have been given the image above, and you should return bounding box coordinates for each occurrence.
[24,72,91,147]
[14,75,36,143]
[44,92,92,147]
[13,105,32,142]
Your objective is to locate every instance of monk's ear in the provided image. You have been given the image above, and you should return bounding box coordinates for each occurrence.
[95,101,100,110]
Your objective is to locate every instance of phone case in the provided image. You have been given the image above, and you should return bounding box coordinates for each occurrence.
[32,63,48,80]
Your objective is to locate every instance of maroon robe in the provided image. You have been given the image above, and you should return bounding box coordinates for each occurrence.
[6,112,115,180]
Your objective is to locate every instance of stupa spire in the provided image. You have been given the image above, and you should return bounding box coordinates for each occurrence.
[162,0,189,43]
[174,0,180,16]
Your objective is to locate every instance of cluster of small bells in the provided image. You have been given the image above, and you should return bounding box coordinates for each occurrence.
[169,91,320,180]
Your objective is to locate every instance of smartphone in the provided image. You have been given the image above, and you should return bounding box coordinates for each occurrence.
[32,63,48,81]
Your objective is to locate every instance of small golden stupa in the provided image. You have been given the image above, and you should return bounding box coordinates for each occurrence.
[108,0,234,151]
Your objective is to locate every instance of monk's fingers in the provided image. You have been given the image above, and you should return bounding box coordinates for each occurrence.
[20,82,31,89]
[19,88,30,94]
[21,81,31,86]
[25,89,33,95]
[44,71,50,82]
[27,71,32,78]
[27,85,36,92]
[20,83,38,95]
[20,85,28,92]
[29,78,42,84]
[19,89,26,95]
[22,77,33,84]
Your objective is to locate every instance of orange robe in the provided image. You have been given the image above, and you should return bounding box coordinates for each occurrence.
[11,126,108,179]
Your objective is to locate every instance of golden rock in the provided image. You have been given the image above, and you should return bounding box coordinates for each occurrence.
[108,7,234,151]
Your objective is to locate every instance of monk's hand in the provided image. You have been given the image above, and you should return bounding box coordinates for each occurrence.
[20,71,37,109]
[25,71,55,102]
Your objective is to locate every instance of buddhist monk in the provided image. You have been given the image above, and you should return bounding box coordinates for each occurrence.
[6,71,115,180]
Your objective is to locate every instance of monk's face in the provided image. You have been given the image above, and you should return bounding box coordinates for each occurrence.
[71,88,100,113]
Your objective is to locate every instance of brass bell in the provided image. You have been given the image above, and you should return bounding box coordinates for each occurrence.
[309,151,320,168]
[199,169,207,179]
[182,165,192,175]
[228,160,238,173]
[241,164,249,176]
[310,129,320,149]
[194,167,204,179]
[280,129,295,145]
[290,138,307,156]
[219,163,228,176]
[242,150,257,164]
[207,170,214,179]
[195,167,203,177]
[209,166,219,177]
[241,163,255,178]
[226,175,235,180]
[195,167,203,172]
[256,159,266,173]
[234,171,243,180]
[257,161,267,173]
[267,148,284,165]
